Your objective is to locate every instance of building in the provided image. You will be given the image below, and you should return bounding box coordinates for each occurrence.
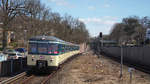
[0,23,12,44]
[0,23,3,41]
[146,28,150,40]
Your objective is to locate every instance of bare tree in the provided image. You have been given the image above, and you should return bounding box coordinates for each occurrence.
[0,0,89,48]
[109,16,150,44]
[0,0,26,50]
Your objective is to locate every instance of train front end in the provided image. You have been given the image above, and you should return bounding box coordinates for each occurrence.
[27,41,60,70]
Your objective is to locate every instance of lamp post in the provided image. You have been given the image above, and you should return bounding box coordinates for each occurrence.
[119,40,124,78]
[10,31,14,42]
[99,32,103,57]
[120,44,123,78]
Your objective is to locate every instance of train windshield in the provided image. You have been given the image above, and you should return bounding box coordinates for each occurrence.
[28,43,37,54]
[38,43,48,54]
[28,42,59,55]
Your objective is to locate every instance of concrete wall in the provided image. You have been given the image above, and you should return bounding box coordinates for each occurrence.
[102,46,150,69]
[0,58,27,76]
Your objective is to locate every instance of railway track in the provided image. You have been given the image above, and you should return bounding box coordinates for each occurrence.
[0,71,54,84]
[17,75,35,84]
[0,53,83,84]
[0,72,27,84]
[41,69,59,84]
[0,65,71,84]
[17,64,65,84]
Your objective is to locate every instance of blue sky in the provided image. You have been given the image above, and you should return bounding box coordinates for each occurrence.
[41,0,150,37]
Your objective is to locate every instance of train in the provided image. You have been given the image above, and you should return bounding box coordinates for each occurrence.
[27,36,80,70]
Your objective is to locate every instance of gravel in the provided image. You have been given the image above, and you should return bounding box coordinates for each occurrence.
[47,51,150,84]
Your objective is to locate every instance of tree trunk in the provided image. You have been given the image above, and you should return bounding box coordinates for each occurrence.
[2,30,8,50]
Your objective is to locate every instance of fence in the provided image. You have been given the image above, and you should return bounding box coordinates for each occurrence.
[0,58,27,76]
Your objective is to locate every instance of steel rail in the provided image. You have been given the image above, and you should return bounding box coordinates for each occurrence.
[40,71,57,84]
[19,75,35,84]
[0,72,26,84]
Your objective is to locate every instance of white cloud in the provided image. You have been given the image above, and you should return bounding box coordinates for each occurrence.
[56,0,68,6]
[79,16,119,36]
[48,0,56,2]
[88,6,95,10]
[48,0,73,8]
[79,17,117,25]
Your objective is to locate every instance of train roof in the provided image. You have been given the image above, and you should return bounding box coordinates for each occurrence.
[29,36,79,46]
[29,36,65,42]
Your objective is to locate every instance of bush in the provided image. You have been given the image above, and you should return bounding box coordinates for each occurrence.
[9,42,18,48]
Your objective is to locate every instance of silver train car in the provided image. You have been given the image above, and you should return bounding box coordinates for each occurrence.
[27,36,80,70]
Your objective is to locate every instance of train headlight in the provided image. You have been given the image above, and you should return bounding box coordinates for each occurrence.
[32,56,35,61]
[50,58,54,61]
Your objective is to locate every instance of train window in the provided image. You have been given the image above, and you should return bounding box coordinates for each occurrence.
[70,46,72,51]
[69,46,71,51]
[62,45,65,53]
[65,45,67,52]
[71,46,74,51]
[67,45,69,51]
[59,44,65,53]
[37,43,48,54]
[77,46,79,50]
[148,31,150,34]
[64,45,66,52]
[28,43,37,54]
[75,46,77,50]
[68,46,70,51]
[73,46,75,50]
[48,43,59,55]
